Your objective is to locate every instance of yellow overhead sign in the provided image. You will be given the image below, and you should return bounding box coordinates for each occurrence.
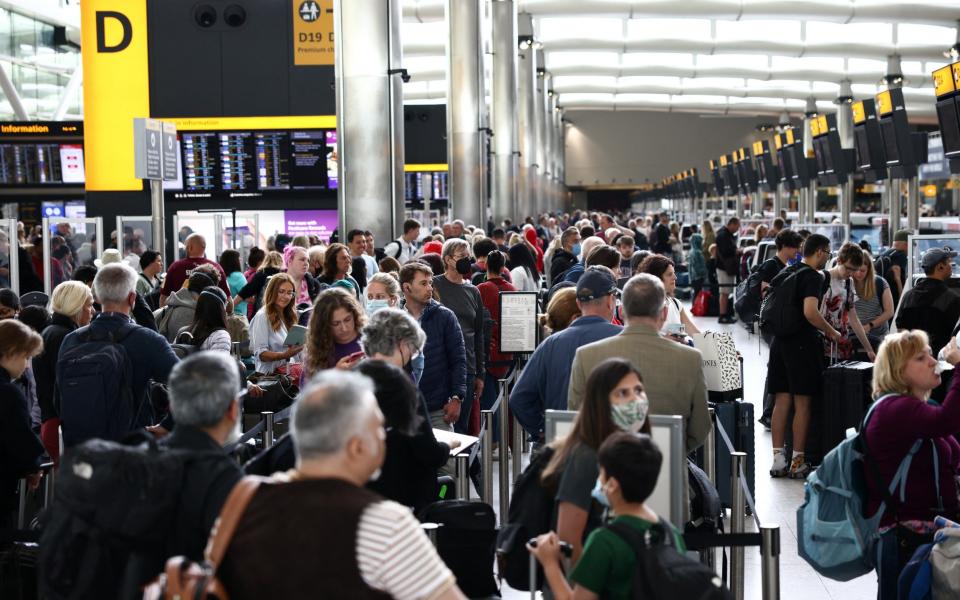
[752,141,763,156]
[292,0,335,66]
[876,90,893,116]
[852,101,866,124]
[404,164,449,173]
[81,0,150,191]
[817,115,828,135]
[774,134,783,150]
[720,155,728,167]
[809,118,821,137]
[785,128,795,145]
[953,63,960,92]
[171,115,336,131]
[933,65,956,98]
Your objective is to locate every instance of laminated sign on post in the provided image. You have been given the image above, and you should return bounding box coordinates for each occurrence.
[499,292,539,354]
[161,121,178,181]
[133,117,162,180]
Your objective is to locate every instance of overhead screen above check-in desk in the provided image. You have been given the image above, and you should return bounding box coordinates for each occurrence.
[166,128,338,200]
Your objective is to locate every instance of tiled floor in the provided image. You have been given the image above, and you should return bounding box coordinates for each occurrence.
[489,307,878,600]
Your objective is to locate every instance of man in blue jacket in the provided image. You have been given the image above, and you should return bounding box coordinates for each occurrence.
[400,262,466,431]
[58,263,178,446]
[510,267,622,441]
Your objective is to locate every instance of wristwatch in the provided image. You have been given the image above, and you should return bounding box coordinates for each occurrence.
[448,395,462,405]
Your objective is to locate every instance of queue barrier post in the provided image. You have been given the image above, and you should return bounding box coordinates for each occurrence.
[761,524,781,600]
[17,480,27,530]
[511,413,523,482]
[498,377,511,519]
[43,467,56,508]
[455,454,471,501]
[730,452,747,600]
[262,411,275,449]
[481,410,495,505]
[702,408,717,571]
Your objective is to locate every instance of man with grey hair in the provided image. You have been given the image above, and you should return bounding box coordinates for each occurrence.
[161,352,242,564]
[567,273,710,452]
[58,263,178,445]
[219,370,467,600]
[361,308,426,372]
[433,238,486,434]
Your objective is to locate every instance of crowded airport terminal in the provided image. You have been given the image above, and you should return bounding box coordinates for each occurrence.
[5,1,960,599]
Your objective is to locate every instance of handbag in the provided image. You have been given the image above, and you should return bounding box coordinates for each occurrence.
[692,290,712,317]
[931,527,960,597]
[142,478,262,600]
[246,373,298,413]
[691,331,741,392]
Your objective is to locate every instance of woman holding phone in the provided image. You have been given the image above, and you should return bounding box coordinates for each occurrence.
[304,287,368,378]
[249,273,302,374]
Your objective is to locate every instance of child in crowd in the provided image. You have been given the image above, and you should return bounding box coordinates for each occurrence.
[528,432,684,600]
[686,232,707,296]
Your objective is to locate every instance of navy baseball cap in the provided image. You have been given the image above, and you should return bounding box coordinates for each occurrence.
[576,267,618,302]
[921,246,957,270]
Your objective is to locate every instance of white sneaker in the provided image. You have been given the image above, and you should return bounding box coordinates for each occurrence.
[770,450,788,478]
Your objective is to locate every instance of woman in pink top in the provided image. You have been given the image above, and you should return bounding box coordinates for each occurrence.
[865,330,960,599]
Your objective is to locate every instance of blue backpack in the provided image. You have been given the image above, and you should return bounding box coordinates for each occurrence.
[57,323,143,447]
[796,394,932,581]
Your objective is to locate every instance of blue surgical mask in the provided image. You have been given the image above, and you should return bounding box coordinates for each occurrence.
[572,243,582,257]
[591,478,610,508]
[366,299,390,314]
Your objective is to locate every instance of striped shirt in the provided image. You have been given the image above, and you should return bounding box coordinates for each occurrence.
[357,500,456,599]
[854,276,889,336]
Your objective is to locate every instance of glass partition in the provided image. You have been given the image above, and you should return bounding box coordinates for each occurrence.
[0,219,19,294]
[116,216,154,267]
[791,222,850,249]
[42,217,103,294]
[906,234,960,293]
[173,211,260,266]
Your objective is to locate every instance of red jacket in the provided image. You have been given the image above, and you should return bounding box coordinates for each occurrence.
[477,277,516,378]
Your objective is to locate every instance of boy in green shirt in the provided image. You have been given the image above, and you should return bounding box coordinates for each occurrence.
[528,432,684,600]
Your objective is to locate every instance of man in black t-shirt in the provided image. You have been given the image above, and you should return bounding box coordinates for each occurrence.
[879,229,910,304]
[767,234,840,480]
[757,229,804,428]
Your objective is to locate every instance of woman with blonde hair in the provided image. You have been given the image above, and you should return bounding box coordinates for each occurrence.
[249,273,301,374]
[851,250,895,355]
[365,272,402,314]
[33,280,95,462]
[701,219,716,252]
[865,331,960,599]
[540,287,582,335]
[304,287,368,377]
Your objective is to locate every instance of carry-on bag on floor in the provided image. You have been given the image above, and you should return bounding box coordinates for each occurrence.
[819,361,873,455]
[418,500,499,598]
[712,400,755,510]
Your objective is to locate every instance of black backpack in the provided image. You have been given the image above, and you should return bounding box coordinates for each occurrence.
[495,445,556,590]
[733,262,765,323]
[607,519,732,600]
[38,434,210,600]
[57,323,144,448]
[759,263,817,337]
[686,459,722,534]
[874,250,902,305]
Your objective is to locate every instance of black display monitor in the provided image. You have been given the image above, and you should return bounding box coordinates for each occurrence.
[709,159,723,195]
[404,171,449,207]
[812,113,853,186]
[932,64,960,164]
[752,140,780,192]
[735,148,760,193]
[852,99,888,182]
[875,88,923,179]
[774,133,796,191]
[0,121,85,187]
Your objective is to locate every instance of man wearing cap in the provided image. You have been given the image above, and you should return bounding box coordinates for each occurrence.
[895,246,960,362]
[568,273,710,452]
[878,229,911,304]
[509,266,622,441]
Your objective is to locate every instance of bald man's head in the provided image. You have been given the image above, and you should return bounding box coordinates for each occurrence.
[185,234,207,258]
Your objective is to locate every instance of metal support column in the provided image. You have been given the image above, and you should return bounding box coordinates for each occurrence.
[53,63,83,121]
[491,0,519,225]
[841,180,854,233]
[334,0,405,244]
[498,379,511,519]
[150,180,165,266]
[735,193,744,219]
[517,14,536,221]
[906,176,920,232]
[534,53,548,218]
[482,410,494,504]
[543,75,555,213]
[887,180,901,244]
[806,181,817,223]
[0,62,28,120]
[730,452,746,600]
[761,524,782,600]
[447,0,485,227]
[773,184,783,219]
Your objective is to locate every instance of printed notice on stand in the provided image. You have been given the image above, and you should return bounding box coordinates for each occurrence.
[499,292,539,354]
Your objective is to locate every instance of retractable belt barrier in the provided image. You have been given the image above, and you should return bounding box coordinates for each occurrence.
[702,413,780,600]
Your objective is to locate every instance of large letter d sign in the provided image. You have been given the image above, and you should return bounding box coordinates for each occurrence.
[96,11,132,53]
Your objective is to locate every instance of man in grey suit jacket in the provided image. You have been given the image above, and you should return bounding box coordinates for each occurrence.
[568,273,710,452]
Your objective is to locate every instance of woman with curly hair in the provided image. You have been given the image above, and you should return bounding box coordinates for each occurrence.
[249,273,301,374]
[304,287,368,377]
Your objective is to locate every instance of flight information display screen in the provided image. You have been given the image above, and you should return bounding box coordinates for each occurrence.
[404,172,449,203]
[0,143,85,186]
[173,128,336,199]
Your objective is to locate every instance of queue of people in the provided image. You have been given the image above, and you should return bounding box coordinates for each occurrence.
[2,209,960,600]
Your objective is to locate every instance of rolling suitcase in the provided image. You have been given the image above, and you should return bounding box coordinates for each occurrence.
[817,361,873,458]
[711,400,755,510]
[418,500,499,598]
